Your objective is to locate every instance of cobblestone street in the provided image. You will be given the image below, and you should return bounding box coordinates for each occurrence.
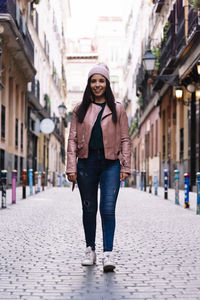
[0,187,200,300]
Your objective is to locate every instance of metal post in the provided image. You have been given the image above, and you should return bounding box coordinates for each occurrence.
[184,173,190,209]
[154,175,158,195]
[136,171,140,189]
[38,171,41,193]
[42,172,45,191]
[1,170,7,209]
[174,170,180,205]
[144,170,146,191]
[164,169,168,199]
[34,171,38,193]
[12,170,17,204]
[141,171,144,191]
[47,171,51,188]
[22,169,27,199]
[196,172,200,215]
[28,169,33,195]
[149,175,152,193]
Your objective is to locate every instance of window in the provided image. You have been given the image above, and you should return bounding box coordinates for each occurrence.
[20,157,23,181]
[15,119,18,147]
[21,123,23,150]
[151,124,154,158]
[1,105,5,138]
[14,155,18,171]
[180,128,184,160]
[163,135,166,160]
[35,11,39,33]
[162,111,165,160]
[155,119,158,156]
[0,149,5,170]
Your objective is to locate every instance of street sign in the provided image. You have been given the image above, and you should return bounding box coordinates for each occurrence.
[40,118,55,134]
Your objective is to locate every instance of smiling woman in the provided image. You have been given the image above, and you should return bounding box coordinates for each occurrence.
[66,63,131,272]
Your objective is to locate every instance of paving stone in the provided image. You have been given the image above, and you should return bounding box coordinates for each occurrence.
[1,187,200,299]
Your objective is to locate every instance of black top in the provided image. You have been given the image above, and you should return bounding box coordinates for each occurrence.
[89,102,106,150]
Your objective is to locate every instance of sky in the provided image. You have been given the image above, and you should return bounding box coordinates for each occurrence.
[68,0,133,38]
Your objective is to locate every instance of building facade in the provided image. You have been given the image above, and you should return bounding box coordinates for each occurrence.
[128,0,200,190]
[0,0,36,184]
[0,0,70,185]
[27,0,70,177]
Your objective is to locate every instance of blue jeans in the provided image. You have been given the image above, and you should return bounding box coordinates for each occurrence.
[77,149,120,252]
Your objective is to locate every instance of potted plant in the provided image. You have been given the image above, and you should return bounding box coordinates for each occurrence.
[152,44,161,72]
[189,0,200,11]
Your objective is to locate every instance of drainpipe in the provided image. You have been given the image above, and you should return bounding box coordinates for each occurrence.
[184,0,189,45]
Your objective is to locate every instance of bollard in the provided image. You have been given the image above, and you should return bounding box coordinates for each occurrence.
[1,170,7,209]
[34,171,38,193]
[140,171,144,191]
[42,172,45,191]
[144,170,146,191]
[12,170,17,204]
[47,171,51,188]
[164,169,168,199]
[28,169,33,195]
[174,170,180,205]
[60,173,63,187]
[154,175,158,195]
[149,175,152,193]
[38,171,41,192]
[22,169,27,199]
[196,172,200,215]
[184,173,190,208]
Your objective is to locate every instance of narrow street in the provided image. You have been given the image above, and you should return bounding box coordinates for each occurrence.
[0,187,200,300]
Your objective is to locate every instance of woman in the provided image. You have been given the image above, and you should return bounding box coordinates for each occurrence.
[66,64,131,272]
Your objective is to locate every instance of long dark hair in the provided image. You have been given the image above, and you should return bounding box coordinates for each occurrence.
[76,77,117,123]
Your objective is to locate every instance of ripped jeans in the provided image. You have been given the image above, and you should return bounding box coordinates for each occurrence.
[77,149,120,252]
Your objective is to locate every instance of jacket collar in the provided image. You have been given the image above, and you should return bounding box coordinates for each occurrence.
[84,103,112,124]
[101,103,112,119]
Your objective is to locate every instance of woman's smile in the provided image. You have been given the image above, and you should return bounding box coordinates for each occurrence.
[90,74,106,99]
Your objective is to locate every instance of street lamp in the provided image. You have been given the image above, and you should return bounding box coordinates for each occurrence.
[175,86,183,100]
[58,103,67,118]
[142,50,156,72]
[142,50,178,85]
[197,61,200,75]
[195,85,200,98]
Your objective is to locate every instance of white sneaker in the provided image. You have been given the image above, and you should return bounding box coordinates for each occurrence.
[81,246,96,266]
[103,251,116,272]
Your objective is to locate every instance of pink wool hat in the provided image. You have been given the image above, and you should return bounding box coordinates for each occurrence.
[88,63,110,82]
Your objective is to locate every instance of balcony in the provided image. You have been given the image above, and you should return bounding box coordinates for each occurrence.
[153,0,164,13]
[176,7,186,55]
[188,7,200,42]
[0,0,36,81]
[136,65,145,94]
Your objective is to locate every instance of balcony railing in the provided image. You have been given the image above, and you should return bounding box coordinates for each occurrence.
[0,0,34,63]
[159,26,175,72]
[31,78,40,100]
[153,0,164,13]
[176,7,186,55]
[188,7,200,40]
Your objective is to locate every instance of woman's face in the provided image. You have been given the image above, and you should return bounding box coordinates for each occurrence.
[90,74,106,98]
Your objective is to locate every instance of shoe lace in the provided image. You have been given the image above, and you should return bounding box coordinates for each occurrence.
[85,247,92,259]
[104,252,113,264]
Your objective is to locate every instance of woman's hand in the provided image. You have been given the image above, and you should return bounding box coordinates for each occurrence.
[67,173,77,183]
[120,172,129,181]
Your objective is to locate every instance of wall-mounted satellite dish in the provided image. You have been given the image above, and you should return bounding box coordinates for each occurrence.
[40,118,55,134]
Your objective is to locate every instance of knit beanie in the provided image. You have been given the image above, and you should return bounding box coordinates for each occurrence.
[88,63,110,82]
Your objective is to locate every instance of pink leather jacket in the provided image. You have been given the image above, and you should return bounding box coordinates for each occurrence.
[66,102,131,174]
